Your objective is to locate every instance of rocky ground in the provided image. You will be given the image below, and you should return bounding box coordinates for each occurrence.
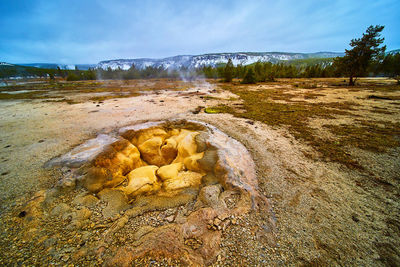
[0,78,399,266]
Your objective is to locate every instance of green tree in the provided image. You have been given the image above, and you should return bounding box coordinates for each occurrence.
[254,61,266,82]
[223,58,234,82]
[241,68,256,84]
[382,53,400,84]
[66,73,79,81]
[334,25,386,86]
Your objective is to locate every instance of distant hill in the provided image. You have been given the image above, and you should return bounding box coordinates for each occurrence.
[0,63,44,78]
[9,49,399,72]
[18,63,95,70]
[97,52,345,70]
[387,49,400,55]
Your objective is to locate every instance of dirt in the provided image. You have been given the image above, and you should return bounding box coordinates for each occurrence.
[0,78,399,266]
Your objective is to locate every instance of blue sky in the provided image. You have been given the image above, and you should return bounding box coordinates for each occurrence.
[0,0,399,64]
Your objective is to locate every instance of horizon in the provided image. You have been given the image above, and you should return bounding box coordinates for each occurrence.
[1,0,399,64]
[14,51,347,65]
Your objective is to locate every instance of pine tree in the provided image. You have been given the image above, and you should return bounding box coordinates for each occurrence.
[382,53,400,84]
[224,58,234,82]
[241,68,256,84]
[334,25,386,86]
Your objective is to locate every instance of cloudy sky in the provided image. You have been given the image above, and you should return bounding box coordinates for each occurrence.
[1,0,399,64]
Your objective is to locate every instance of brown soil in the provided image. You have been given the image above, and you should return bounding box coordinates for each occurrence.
[0,78,399,266]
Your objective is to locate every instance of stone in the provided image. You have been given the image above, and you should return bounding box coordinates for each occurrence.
[173,132,199,163]
[83,139,144,193]
[163,171,203,192]
[138,137,166,166]
[198,148,218,172]
[157,162,183,181]
[73,194,99,207]
[160,137,178,163]
[51,203,71,217]
[197,185,226,210]
[50,120,277,266]
[130,127,168,147]
[165,215,175,223]
[121,166,161,197]
[183,152,205,172]
[72,207,92,221]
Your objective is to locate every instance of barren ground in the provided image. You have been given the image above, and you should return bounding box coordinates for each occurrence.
[0,78,399,266]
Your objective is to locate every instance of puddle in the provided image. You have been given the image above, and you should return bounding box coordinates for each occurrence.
[0,89,42,94]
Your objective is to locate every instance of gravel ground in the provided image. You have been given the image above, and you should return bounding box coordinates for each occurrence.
[0,79,399,266]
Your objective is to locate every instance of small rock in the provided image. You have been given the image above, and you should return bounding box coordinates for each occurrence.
[51,203,71,217]
[213,218,222,226]
[191,106,203,114]
[165,215,175,223]
[73,194,99,208]
[197,185,225,209]
[72,207,92,221]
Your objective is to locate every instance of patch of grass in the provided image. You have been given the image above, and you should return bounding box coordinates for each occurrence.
[211,83,400,169]
[0,91,51,100]
[204,107,226,114]
[324,121,400,153]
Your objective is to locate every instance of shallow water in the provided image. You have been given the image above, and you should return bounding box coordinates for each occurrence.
[0,89,42,94]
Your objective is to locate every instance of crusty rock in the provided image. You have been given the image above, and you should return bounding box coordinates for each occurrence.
[51,203,71,217]
[157,162,183,181]
[82,139,144,193]
[72,193,99,207]
[197,184,226,210]
[98,188,130,218]
[71,207,92,221]
[121,165,161,197]
[173,131,199,163]
[138,137,166,166]
[160,137,178,164]
[163,171,203,192]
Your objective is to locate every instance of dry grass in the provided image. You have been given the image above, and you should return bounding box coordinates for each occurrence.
[208,78,400,169]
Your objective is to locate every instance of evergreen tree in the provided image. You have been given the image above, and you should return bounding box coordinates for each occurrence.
[334,25,386,85]
[254,61,266,82]
[241,68,256,84]
[224,58,234,82]
[382,53,400,84]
